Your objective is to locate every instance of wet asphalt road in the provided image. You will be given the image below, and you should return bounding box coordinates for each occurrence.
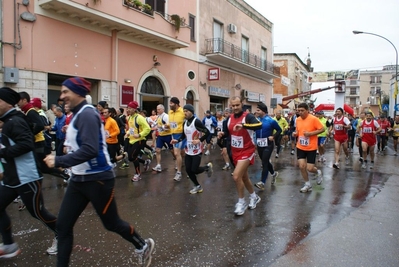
[2,141,395,267]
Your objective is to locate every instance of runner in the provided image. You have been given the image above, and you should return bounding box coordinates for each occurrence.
[218,96,262,215]
[254,103,281,190]
[171,104,213,194]
[329,108,351,169]
[357,112,381,169]
[292,103,324,193]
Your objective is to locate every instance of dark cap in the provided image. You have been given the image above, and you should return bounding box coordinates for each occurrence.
[62,77,91,97]
[170,97,180,105]
[98,101,107,108]
[183,104,195,114]
[0,87,20,106]
[257,103,268,114]
[205,110,211,114]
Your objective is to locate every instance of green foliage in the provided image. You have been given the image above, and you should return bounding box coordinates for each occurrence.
[171,14,181,32]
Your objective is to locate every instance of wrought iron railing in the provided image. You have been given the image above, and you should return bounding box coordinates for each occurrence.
[205,38,280,76]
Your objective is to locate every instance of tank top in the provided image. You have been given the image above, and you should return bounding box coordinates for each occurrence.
[184,118,203,156]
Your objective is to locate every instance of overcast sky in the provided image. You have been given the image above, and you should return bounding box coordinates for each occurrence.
[244,0,399,72]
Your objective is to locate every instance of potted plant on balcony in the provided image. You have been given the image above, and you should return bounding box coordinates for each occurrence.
[170,14,182,32]
[142,4,153,15]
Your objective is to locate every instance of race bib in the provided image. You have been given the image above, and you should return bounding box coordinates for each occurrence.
[395,128,399,132]
[299,136,310,146]
[187,142,199,151]
[231,135,244,148]
[334,125,343,130]
[170,122,178,129]
[256,137,268,147]
[129,128,135,135]
[381,129,385,134]
[363,127,372,133]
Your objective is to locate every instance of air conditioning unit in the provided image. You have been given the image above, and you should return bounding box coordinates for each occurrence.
[228,24,237,34]
[240,89,248,99]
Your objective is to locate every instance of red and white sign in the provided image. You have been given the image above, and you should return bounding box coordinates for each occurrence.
[208,68,220,81]
[120,85,134,106]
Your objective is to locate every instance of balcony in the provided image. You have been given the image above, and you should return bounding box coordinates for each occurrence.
[37,0,190,49]
[205,38,279,80]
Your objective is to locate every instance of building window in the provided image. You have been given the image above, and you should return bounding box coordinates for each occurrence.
[241,36,249,63]
[186,91,194,105]
[213,20,223,53]
[145,0,165,15]
[350,88,357,95]
[189,14,196,42]
[261,46,267,70]
[349,97,357,106]
[141,76,164,95]
[370,76,381,83]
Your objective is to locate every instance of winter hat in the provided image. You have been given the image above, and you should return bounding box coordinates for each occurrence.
[30,98,42,109]
[0,87,20,106]
[62,77,91,97]
[98,101,107,109]
[170,97,180,105]
[128,101,139,109]
[257,103,268,113]
[183,104,195,114]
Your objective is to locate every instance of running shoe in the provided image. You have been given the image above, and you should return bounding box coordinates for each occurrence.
[152,164,162,172]
[204,150,210,156]
[135,238,155,267]
[173,172,182,181]
[46,238,58,255]
[275,153,279,158]
[300,184,312,193]
[248,195,261,209]
[0,243,21,259]
[222,163,231,170]
[120,162,129,169]
[333,163,339,169]
[271,171,279,185]
[361,163,367,169]
[206,162,213,178]
[316,170,323,185]
[131,174,141,182]
[234,202,248,216]
[189,185,203,194]
[369,162,374,169]
[254,181,265,190]
[290,149,295,155]
[144,159,151,171]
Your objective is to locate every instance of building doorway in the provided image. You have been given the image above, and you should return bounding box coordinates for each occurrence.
[140,76,167,113]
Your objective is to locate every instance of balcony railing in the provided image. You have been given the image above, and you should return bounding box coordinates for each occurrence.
[205,38,280,76]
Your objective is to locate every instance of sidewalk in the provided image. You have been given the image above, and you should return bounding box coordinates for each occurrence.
[269,174,399,267]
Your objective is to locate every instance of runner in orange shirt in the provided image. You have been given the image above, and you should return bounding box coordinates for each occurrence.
[292,103,325,193]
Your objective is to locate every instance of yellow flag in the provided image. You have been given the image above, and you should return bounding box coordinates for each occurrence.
[394,81,398,99]
[378,97,382,111]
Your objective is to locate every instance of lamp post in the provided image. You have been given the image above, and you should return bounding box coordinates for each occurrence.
[352,30,398,116]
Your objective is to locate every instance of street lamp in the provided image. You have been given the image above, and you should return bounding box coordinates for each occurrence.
[352,30,398,116]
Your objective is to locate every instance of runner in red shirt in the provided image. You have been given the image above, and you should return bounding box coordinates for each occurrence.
[329,108,351,169]
[218,96,262,216]
[376,115,390,155]
[357,112,381,169]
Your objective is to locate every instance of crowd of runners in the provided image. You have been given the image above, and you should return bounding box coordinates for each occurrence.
[1,79,398,266]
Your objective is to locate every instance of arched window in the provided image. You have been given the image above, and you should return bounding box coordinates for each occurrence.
[141,76,164,96]
[186,91,194,105]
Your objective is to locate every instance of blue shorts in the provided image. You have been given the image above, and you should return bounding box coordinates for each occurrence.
[172,133,187,149]
[156,135,173,150]
[318,137,326,146]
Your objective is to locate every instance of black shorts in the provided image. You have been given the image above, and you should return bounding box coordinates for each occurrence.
[296,148,317,164]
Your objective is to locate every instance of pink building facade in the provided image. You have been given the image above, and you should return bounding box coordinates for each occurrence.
[1,0,278,115]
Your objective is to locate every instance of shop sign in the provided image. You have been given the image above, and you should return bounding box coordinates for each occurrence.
[120,85,134,106]
[259,94,265,103]
[209,86,230,98]
[247,91,259,102]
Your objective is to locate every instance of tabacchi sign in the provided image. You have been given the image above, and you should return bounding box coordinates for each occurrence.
[120,85,134,106]
[208,68,220,81]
